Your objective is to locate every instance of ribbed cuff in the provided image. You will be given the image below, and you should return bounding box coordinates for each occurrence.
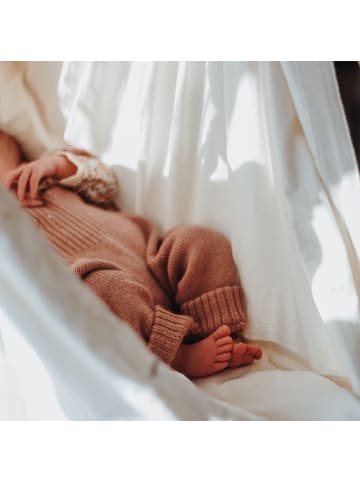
[180,286,247,336]
[71,258,120,278]
[148,306,196,365]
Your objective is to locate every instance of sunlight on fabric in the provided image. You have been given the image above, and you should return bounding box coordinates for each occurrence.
[197,70,217,170]
[162,62,189,178]
[226,66,262,171]
[330,171,360,264]
[311,203,358,322]
[103,63,154,170]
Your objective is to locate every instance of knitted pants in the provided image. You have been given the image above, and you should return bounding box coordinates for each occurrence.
[74,225,247,365]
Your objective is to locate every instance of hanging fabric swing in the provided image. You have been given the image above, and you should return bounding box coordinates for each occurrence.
[1,61,360,420]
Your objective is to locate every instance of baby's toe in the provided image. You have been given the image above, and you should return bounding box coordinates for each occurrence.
[247,344,262,359]
[217,343,233,354]
[213,325,231,340]
[232,342,247,357]
[216,335,233,347]
[215,352,232,363]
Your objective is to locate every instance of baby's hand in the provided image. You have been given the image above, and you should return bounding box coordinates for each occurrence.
[2,153,76,206]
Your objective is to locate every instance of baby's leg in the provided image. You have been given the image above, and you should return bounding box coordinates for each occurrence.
[74,258,199,366]
[147,225,262,369]
[147,225,248,334]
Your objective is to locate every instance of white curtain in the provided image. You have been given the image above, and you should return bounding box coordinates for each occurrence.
[60,61,360,386]
[1,61,360,419]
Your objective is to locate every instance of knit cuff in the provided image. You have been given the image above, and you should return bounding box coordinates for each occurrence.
[57,149,118,204]
[180,286,247,336]
[148,306,196,365]
[56,150,87,187]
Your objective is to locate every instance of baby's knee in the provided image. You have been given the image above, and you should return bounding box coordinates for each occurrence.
[181,225,232,253]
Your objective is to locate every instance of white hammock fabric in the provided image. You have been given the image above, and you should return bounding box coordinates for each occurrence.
[1,61,360,419]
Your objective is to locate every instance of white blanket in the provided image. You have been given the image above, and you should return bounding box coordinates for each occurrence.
[1,61,360,419]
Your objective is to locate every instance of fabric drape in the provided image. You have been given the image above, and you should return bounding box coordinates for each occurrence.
[60,61,360,390]
[1,61,360,419]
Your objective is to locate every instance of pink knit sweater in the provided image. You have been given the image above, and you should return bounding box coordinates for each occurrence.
[24,154,247,365]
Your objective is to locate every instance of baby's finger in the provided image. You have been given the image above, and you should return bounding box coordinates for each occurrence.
[17,166,32,201]
[29,166,44,199]
[21,198,44,207]
[2,166,23,190]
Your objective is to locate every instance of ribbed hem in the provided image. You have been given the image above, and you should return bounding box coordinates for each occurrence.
[148,306,196,365]
[180,286,247,336]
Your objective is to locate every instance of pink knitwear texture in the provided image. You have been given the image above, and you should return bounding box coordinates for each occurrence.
[181,286,247,336]
[26,186,247,365]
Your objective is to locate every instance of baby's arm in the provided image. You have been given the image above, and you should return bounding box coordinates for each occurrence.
[3,149,118,207]
[56,149,118,205]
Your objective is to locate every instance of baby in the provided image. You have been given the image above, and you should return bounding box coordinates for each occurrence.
[0,131,262,378]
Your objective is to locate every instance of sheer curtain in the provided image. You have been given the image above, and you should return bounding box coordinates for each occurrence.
[59,61,360,391]
[1,61,360,420]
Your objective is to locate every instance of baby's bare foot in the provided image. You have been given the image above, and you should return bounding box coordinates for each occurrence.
[229,342,262,368]
[172,325,233,378]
